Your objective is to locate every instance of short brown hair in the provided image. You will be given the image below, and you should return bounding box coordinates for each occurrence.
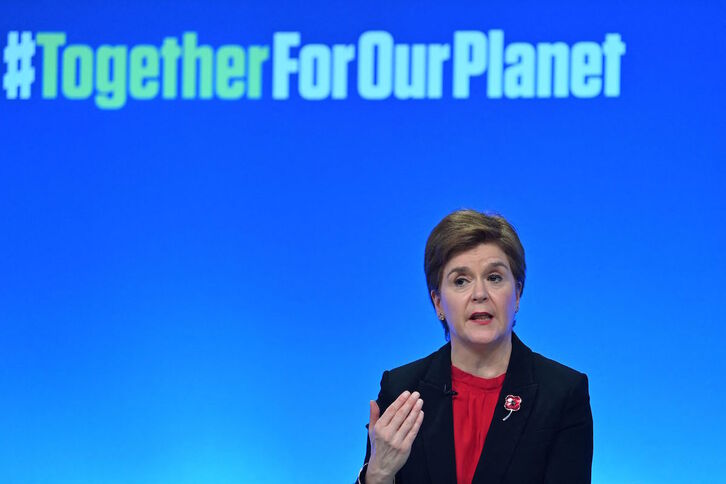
[424,210,526,339]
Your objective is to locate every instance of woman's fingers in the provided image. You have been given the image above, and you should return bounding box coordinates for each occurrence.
[393,397,424,444]
[369,400,380,429]
[377,390,411,427]
[402,410,424,448]
[367,390,425,480]
[387,391,420,431]
[373,389,424,439]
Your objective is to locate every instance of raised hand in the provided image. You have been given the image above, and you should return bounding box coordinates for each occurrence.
[366,391,424,484]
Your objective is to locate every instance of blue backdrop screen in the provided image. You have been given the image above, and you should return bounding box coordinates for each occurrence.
[1,2,724,483]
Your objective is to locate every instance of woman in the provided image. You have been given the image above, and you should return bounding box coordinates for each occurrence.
[357,210,593,484]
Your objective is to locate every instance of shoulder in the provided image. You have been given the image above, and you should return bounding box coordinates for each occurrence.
[384,344,447,386]
[530,349,588,388]
[512,332,587,388]
[523,344,591,416]
[376,344,449,405]
[515,337,592,436]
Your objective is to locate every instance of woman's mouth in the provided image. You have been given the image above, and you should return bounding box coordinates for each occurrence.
[469,312,493,325]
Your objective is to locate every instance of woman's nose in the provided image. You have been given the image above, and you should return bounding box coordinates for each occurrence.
[471,279,488,301]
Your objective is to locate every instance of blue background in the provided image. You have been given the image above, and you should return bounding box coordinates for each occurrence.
[1,2,725,483]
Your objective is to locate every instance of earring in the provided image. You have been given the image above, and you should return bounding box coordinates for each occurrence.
[438,313,446,321]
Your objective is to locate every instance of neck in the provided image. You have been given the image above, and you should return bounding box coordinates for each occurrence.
[450,333,513,378]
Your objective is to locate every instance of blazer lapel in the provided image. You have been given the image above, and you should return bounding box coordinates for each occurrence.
[417,343,458,484]
[472,333,539,484]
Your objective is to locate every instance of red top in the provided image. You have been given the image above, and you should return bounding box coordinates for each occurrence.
[451,365,506,484]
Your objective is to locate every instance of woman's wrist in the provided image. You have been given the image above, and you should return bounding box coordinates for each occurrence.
[361,462,395,484]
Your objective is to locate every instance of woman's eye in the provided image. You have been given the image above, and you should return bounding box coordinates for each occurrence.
[454,278,468,287]
[487,274,503,283]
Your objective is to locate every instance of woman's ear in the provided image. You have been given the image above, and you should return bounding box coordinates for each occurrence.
[516,282,522,304]
[431,289,442,314]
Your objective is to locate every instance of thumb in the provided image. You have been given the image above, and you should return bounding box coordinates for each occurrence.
[369,400,380,428]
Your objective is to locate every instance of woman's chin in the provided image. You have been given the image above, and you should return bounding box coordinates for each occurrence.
[457,325,510,347]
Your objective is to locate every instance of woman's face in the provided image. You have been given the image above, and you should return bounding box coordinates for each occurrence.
[432,243,521,350]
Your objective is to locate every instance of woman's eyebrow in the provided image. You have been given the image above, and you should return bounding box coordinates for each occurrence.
[446,266,471,277]
[485,261,509,270]
[447,261,509,278]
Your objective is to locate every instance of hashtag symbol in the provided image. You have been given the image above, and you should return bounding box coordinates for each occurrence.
[3,31,36,100]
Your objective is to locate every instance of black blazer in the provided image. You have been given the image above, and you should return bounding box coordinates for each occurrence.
[360,333,593,483]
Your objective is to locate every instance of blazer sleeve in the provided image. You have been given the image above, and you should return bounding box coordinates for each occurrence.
[544,373,594,484]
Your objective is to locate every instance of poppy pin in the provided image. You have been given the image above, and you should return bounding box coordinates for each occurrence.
[502,394,522,421]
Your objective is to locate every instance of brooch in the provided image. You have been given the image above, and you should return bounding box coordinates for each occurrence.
[502,394,522,421]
